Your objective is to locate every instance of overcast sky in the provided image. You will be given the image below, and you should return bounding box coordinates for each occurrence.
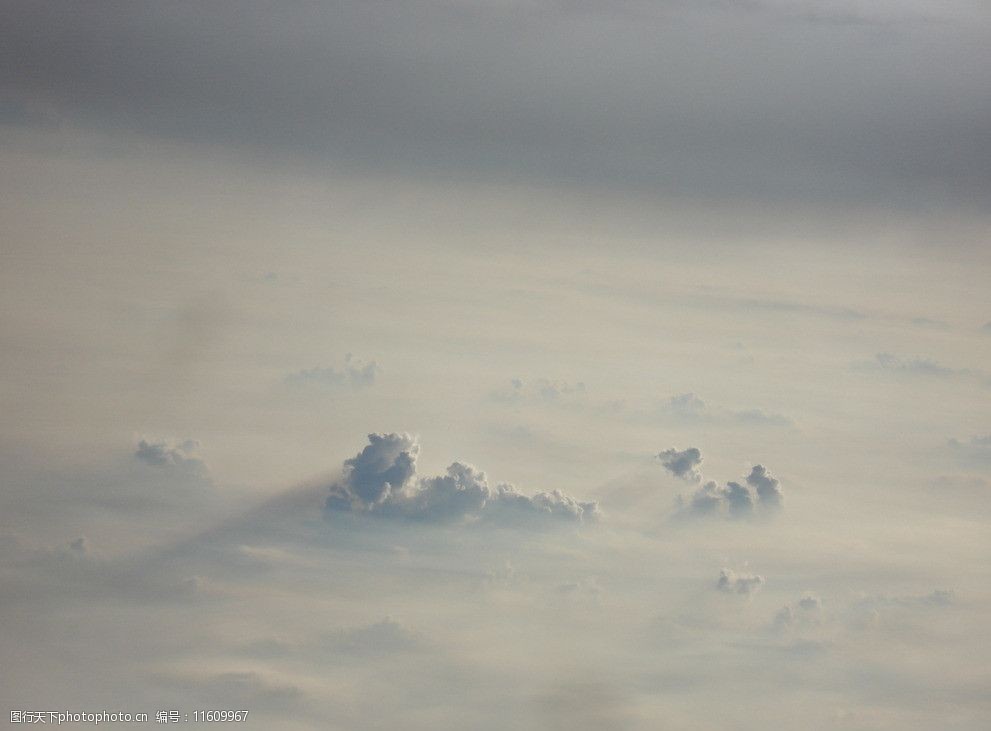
[1,2,990,730]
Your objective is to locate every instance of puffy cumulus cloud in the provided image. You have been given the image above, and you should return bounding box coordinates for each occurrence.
[678,464,783,519]
[746,465,783,508]
[716,568,764,596]
[134,438,208,480]
[327,432,418,509]
[326,433,598,526]
[284,353,377,389]
[658,447,703,482]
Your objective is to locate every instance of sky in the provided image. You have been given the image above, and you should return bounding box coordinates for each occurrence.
[1,1,990,729]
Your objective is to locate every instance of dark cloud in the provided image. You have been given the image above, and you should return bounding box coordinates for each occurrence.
[327,432,418,508]
[134,438,208,480]
[686,481,725,515]
[326,433,598,526]
[284,354,377,389]
[717,568,764,595]
[658,446,703,482]
[2,1,988,212]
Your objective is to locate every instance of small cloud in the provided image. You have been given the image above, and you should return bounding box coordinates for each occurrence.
[731,409,793,427]
[667,392,707,418]
[848,590,955,629]
[946,435,991,466]
[931,474,990,492]
[68,537,88,555]
[490,377,586,405]
[285,354,377,389]
[910,316,948,329]
[657,447,703,482]
[716,568,764,596]
[862,352,956,377]
[678,463,783,519]
[134,438,209,480]
[773,593,822,632]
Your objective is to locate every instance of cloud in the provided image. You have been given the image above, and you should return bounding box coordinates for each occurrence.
[134,438,208,480]
[658,447,703,482]
[679,464,783,519]
[285,354,377,389]
[717,568,764,595]
[327,432,419,508]
[326,433,598,526]
[910,316,948,330]
[68,536,88,556]
[666,393,707,418]
[731,409,793,427]
[946,435,991,466]
[723,481,755,517]
[873,352,954,377]
[773,593,823,631]
[846,590,955,631]
[854,590,954,611]
[491,378,586,405]
[932,474,990,492]
[860,354,990,386]
[746,464,783,508]
[327,617,423,655]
